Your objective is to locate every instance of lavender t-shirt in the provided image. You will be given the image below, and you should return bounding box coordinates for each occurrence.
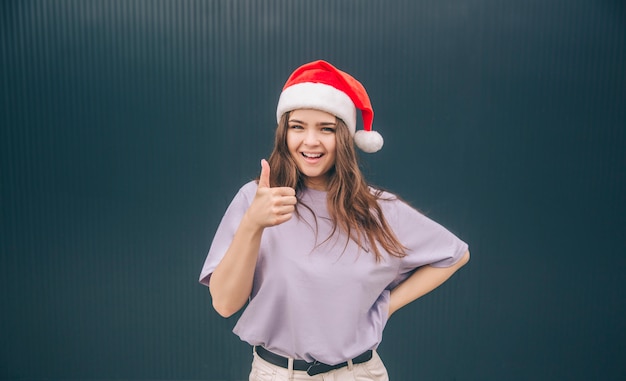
[199,181,468,365]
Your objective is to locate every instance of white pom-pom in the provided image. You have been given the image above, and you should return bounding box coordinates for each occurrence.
[354,130,384,153]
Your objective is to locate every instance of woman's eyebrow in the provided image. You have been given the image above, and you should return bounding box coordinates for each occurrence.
[288,119,337,126]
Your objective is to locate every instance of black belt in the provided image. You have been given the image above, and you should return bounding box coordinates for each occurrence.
[255,346,373,376]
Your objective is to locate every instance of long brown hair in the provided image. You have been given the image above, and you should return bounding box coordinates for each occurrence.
[267,112,406,261]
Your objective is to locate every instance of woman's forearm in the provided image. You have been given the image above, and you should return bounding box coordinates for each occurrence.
[389,251,470,316]
[209,213,264,318]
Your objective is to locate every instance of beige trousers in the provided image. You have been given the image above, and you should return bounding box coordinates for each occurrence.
[249,348,389,381]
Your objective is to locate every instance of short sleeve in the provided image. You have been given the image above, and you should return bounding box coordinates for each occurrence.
[198,182,255,286]
[390,198,469,274]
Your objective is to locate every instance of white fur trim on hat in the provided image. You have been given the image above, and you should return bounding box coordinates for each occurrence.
[276,82,357,134]
[354,130,384,153]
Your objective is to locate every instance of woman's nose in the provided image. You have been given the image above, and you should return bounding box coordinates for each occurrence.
[303,130,320,145]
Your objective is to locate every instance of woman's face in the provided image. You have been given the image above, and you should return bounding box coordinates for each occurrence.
[286,109,337,190]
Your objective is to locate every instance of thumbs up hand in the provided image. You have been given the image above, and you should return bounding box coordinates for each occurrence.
[246,159,297,228]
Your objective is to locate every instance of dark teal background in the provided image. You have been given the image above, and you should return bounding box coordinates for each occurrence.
[1,1,625,380]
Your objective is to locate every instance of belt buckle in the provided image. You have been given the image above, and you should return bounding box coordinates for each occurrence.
[307,361,331,376]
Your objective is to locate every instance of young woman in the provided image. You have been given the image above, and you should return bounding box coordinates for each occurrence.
[199,60,470,380]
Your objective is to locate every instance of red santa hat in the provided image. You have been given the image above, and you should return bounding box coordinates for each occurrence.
[276,60,384,153]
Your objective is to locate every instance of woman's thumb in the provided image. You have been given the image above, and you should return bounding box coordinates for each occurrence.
[258,159,271,188]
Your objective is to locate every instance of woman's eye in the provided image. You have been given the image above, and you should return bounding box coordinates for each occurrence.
[322,127,336,133]
[289,125,303,130]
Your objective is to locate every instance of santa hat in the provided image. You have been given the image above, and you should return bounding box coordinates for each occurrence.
[276,60,384,153]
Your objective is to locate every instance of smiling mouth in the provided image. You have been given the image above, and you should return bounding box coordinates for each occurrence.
[301,152,323,159]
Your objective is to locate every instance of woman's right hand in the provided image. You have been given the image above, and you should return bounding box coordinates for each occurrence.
[245,159,297,228]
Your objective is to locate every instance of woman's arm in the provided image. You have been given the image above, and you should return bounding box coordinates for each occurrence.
[388,250,470,317]
[209,160,296,317]
[209,214,265,318]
